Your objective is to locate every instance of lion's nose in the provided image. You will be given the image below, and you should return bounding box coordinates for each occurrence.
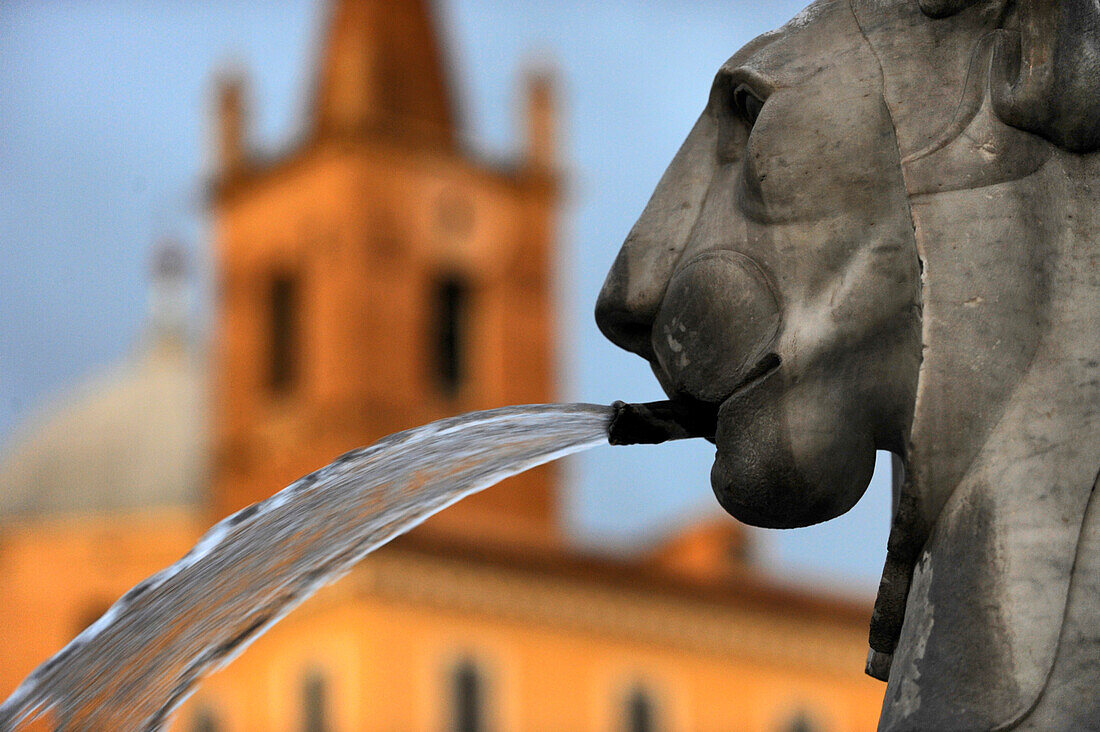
[595,261,662,361]
[596,112,720,364]
[595,294,657,360]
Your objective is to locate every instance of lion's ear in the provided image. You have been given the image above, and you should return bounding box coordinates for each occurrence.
[990,0,1100,154]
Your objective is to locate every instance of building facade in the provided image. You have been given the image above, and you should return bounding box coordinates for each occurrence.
[0,1,886,729]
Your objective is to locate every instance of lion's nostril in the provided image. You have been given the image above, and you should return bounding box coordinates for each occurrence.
[594,296,659,360]
[598,315,657,360]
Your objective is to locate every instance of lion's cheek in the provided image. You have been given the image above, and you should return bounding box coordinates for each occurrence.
[651,250,780,403]
[711,373,876,529]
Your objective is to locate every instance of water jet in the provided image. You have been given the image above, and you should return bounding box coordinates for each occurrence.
[0,403,649,730]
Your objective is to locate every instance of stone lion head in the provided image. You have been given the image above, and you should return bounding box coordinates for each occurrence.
[597,0,1099,727]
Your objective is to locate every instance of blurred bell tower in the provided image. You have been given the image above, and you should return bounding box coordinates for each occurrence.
[207,0,562,548]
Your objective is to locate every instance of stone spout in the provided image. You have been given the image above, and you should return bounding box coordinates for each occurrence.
[607,399,718,446]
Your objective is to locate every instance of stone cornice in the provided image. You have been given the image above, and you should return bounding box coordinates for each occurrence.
[323,542,872,677]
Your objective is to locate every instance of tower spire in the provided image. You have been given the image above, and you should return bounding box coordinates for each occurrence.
[311,0,457,146]
[147,238,191,349]
[213,70,248,178]
[522,65,557,172]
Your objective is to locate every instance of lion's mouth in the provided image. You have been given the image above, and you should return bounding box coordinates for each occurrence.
[721,351,782,403]
[608,352,782,445]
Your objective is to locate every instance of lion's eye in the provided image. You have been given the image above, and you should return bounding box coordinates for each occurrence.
[732,84,765,127]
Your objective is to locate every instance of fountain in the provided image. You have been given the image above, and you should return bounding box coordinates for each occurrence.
[5,0,1098,727]
[0,400,707,730]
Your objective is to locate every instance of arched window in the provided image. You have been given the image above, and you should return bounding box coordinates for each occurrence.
[625,684,656,732]
[268,272,300,394]
[300,670,329,732]
[784,709,819,732]
[189,705,220,732]
[430,275,468,396]
[450,657,483,732]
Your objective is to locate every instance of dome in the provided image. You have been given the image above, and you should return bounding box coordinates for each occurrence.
[0,339,208,518]
[0,240,208,518]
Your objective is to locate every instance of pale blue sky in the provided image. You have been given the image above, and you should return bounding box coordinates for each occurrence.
[0,0,892,591]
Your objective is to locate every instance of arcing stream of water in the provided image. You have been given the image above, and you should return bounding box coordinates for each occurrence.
[0,403,615,731]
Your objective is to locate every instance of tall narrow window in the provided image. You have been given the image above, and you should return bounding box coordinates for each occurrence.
[268,273,299,394]
[451,658,483,732]
[431,275,468,396]
[300,670,329,732]
[625,685,655,732]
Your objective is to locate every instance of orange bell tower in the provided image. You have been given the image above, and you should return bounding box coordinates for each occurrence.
[208,0,562,547]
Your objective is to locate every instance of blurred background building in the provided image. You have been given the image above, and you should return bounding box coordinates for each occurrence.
[0,0,886,729]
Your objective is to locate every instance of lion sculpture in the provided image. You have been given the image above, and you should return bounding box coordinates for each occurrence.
[597,0,1099,728]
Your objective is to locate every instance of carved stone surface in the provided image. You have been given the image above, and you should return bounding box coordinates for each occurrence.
[596,1,1099,728]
